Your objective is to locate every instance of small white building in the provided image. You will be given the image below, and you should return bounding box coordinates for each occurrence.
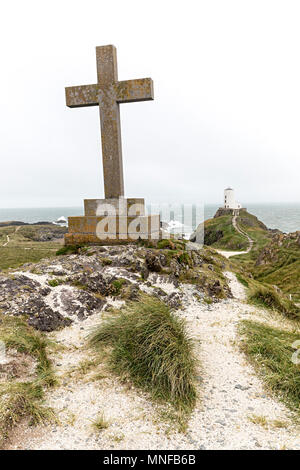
[224,187,241,210]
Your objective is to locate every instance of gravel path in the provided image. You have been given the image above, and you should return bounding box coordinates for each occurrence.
[6,272,300,450]
[232,214,254,253]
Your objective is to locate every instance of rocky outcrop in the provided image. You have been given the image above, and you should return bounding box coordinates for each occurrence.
[213,208,235,218]
[21,225,67,242]
[256,231,300,266]
[0,275,70,332]
[0,244,232,332]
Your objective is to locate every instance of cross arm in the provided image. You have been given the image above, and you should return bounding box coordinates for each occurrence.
[65,84,99,108]
[115,78,154,104]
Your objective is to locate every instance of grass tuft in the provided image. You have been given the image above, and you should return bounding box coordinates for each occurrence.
[0,382,55,440]
[56,244,83,256]
[91,412,109,431]
[48,279,64,287]
[239,320,300,413]
[248,284,300,320]
[0,315,57,445]
[248,414,268,428]
[111,278,127,296]
[89,295,197,423]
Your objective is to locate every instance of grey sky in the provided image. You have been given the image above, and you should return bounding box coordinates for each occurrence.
[0,0,299,208]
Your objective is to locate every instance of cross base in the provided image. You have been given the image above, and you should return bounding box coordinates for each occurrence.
[65,198,161,246]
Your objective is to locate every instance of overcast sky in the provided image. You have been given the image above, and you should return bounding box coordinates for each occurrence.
[0,0,299,208]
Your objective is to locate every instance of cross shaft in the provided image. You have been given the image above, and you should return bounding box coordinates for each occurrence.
[65,45,154,199]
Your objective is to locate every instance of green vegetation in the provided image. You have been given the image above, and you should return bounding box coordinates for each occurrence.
[0,315,56,385]
[248,284,300,320]
[89,295,197,427]
[111,278,127,296]
[56,244,83,256]
[92,412,109,431]
[235,273,249,288]
[48,279,64,287]
[0,315,57,445]
[205,210,300,303]
[239,220,270,256]
[259,261,300,303]
[204,215,248,250]
[0,225,64,271]
[253,234,300,302]
[239,320,300,414]
[204,210,271,253]
[157,239,187,250]
[232,232,300,302]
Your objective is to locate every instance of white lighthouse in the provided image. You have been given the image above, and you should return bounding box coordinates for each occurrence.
[224,188,241,210]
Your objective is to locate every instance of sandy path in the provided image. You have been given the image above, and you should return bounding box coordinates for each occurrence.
[216,249,247,258]
[6,273,300,450]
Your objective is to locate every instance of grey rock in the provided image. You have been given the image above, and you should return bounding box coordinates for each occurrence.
[216,420,226,426]
[235,384,250,391]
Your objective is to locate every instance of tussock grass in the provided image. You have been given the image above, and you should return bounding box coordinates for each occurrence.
[248,284,300,320]
[100,257,113,266]
[92,412,109,431]
[248,414,268,428]
[0,315,56,386]
[248,414,289,429]
[239,320,300,413]
[0,382,55,442]
[89,295,197,423]
[0,315,56,446]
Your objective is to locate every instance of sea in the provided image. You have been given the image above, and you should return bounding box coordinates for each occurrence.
[0,203,299,238]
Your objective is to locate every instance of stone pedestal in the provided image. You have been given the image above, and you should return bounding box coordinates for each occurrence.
[65,198,160,245]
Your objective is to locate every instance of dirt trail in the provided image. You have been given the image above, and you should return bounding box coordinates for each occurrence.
[217,214,254,259]
[232,214,254,253]
[2,235,10,247]
[1,226,21,247]
[6,272,300,450]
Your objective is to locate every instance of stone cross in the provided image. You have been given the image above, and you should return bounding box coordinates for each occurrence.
[65,45,154,199]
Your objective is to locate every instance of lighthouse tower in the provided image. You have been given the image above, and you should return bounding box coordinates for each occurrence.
[224,188,241,210]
